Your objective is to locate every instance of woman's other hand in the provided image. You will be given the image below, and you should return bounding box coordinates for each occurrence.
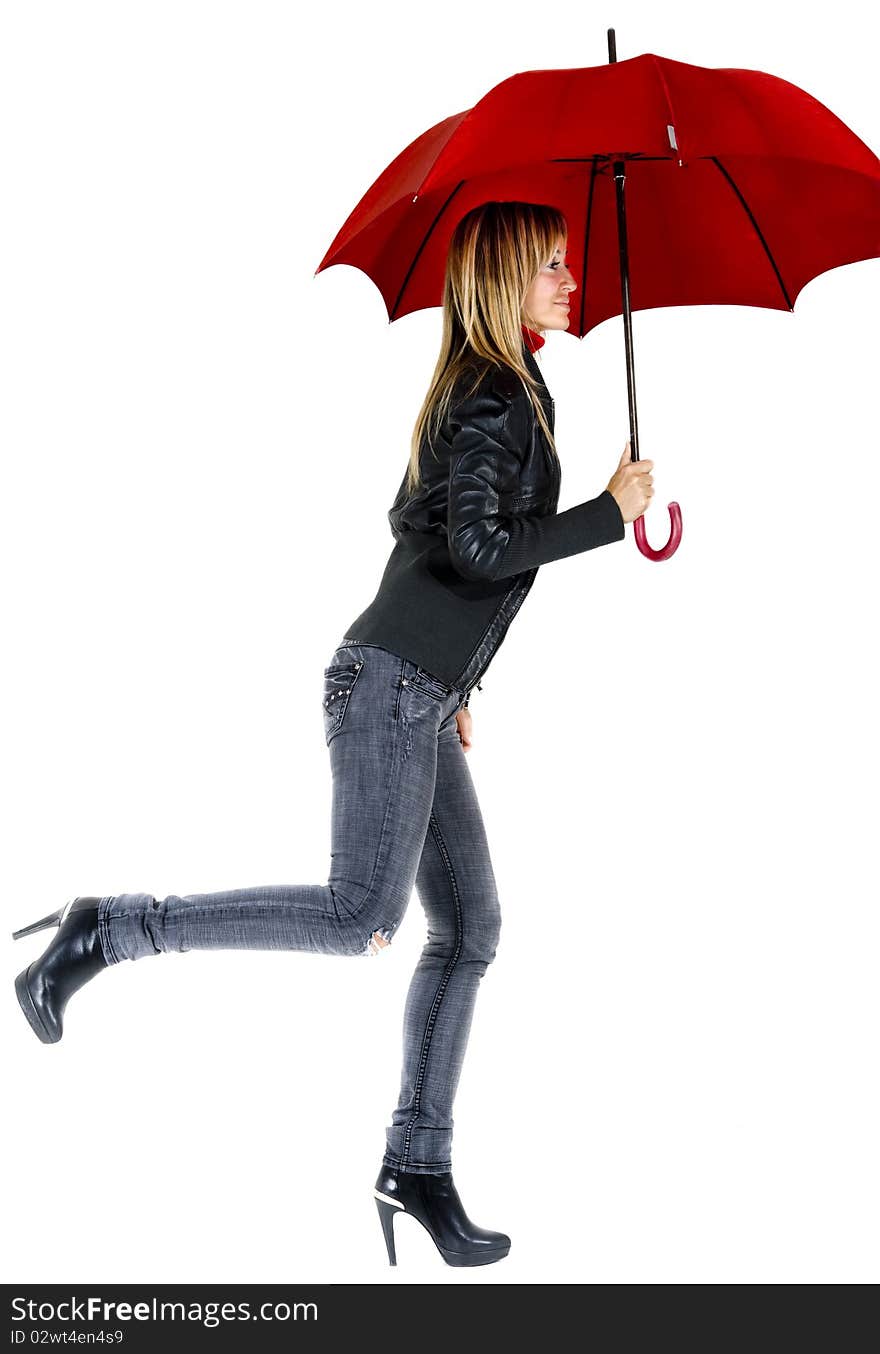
[606,440,654,523]
[455,706,473,752]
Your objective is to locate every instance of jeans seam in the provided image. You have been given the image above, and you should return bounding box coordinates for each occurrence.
[400,808,463,1169]
[343,655,406,923]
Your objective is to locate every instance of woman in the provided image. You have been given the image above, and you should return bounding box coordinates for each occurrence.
[13,201,653,1268]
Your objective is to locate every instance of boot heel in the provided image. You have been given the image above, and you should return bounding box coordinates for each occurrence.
[373,1192,402,1266]
[12,897,83,942]
[12,907,65,940]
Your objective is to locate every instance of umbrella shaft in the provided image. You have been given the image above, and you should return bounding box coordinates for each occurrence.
[613,160,641,463]
[607,30,640,463]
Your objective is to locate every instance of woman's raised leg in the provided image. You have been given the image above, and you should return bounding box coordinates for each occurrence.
[95,643,452,965]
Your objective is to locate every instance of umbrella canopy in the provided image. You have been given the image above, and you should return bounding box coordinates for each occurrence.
[316,51,880,336]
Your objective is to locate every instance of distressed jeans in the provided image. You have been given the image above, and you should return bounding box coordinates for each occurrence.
[97,640,502,1175]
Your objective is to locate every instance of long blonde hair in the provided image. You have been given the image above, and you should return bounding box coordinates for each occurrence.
[405,201,565,495]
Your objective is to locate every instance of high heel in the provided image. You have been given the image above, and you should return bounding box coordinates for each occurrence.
[13,896,109,1044]
[12,906,70,939]
[374,1194,400,1265]
[373,1163,511,1267]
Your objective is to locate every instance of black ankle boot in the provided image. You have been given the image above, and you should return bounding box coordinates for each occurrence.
[13,897,109,1044]
[373,1162,511,1267]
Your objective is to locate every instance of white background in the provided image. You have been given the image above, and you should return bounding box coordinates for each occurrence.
[2,0,878,1285]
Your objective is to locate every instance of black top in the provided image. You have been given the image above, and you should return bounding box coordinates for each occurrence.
[342,341,626,704]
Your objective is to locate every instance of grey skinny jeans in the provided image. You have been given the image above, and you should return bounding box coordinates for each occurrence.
[97,640,502,1174]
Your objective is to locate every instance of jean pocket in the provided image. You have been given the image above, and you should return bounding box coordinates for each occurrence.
[406,664,452,702]
[322,659,364,744]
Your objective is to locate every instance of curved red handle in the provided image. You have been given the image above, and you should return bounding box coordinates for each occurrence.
[633,502,682,561]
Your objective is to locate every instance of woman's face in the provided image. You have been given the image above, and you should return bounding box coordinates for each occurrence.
[522,236,576,334]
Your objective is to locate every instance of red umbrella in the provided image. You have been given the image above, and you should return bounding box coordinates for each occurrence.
[316,29,880,561]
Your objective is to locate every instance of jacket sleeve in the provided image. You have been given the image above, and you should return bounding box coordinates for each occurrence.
[446,384,626,583]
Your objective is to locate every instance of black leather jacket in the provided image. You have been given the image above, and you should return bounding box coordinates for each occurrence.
[343,342,625,704]
[388,351,561,575]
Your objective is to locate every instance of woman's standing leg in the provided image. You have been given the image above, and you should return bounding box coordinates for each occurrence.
[382,701,502,1176]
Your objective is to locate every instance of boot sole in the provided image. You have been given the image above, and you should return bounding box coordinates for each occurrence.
[15,965,58,1044]
[437,1242,511,1266]
[410,1213,511,1266]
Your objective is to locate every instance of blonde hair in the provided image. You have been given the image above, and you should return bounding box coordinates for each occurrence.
[404,201,565,495]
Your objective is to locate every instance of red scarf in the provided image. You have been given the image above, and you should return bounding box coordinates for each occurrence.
[521,322,546,353]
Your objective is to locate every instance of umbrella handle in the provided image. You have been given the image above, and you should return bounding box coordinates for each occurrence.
[633,502,682,561]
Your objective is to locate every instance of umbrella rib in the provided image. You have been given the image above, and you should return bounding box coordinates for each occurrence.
[578,157,599,337]
[391,180,466,320]
[710,158,794,311]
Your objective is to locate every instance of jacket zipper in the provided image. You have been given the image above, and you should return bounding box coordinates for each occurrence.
[463,570,536,701]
